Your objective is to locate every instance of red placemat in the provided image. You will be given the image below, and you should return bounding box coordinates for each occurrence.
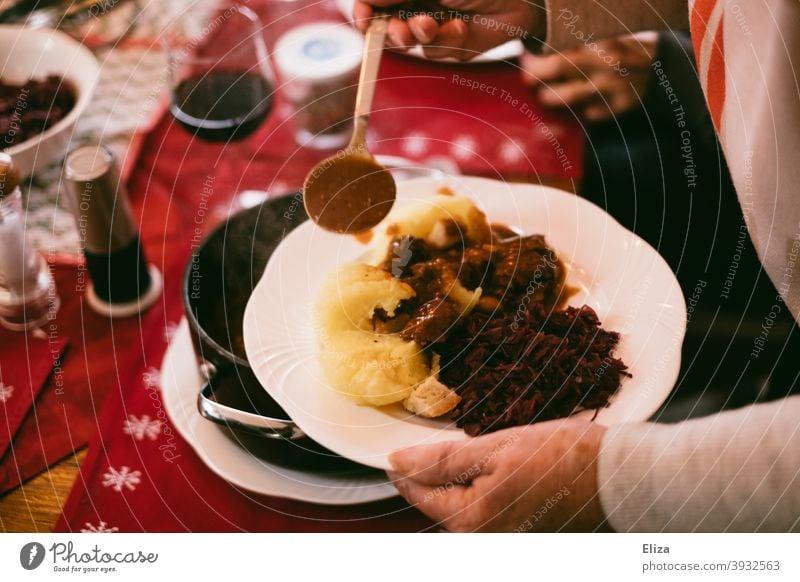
[54,16,585,531]
[55,330,434,532]
[0,262,176,494]
[0,333,68,471]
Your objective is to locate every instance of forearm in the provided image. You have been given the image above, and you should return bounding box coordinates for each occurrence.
[597,396,800,531]
[542,0,689,52]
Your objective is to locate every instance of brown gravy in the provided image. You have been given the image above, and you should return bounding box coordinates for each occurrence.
[354,229,374,244]
[303,155,396,234]
[374,223,566,346]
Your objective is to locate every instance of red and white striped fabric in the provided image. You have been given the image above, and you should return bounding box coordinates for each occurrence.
[689,0,725,132]
[600,0,800,533]
[689,0,800,323]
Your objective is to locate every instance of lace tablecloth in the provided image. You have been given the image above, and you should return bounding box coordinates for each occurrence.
[23,0,219,261]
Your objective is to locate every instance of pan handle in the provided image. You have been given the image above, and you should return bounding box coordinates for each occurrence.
[196,363,305,441]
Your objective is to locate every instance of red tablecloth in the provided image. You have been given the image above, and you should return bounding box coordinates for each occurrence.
[369,54,583,180]
[50,15,585,531]
[0,330,67,491]
[0,263,164,494]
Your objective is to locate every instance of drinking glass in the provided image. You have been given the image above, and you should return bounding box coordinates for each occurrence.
[163,3,276,143]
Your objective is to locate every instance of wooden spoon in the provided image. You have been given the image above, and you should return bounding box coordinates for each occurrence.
[303,14,396,234]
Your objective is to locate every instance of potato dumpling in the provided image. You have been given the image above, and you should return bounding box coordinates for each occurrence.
[316,263,414,332]
[367,194,490,265]
[315,263,431,406]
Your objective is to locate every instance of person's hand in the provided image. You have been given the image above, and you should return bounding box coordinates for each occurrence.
[353,0,545,61]
[522,33,658,122]
[387,419,609,532]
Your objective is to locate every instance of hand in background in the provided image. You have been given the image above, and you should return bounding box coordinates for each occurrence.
[387,420,609,532]
[522,33,658,123]
[353,0,544,60]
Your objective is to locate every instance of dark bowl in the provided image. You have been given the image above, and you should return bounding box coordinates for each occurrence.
[182,193,365,472]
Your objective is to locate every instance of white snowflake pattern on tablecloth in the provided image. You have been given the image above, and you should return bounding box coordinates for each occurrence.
[402,133,430,157]
[102,466,142,492]
[122,414,162,441]
[451,135,478,161]
[276,102,295,120]
[80,521,119,533]
[499,140,525,164]
[269,181,290,196]
[142,367,161,390]
[0,382,13,403]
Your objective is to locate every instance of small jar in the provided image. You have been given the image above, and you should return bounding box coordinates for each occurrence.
[0,154,59,331]
[274,22,363,149]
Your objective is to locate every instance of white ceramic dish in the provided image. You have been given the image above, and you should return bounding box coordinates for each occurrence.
[334,0,523,64]
[244,176,687,470]
[160,318,398,505]
[0,25,100,177]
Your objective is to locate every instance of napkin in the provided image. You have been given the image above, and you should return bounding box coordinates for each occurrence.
[0,331,69,466]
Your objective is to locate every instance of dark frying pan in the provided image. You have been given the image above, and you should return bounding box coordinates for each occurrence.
[182,193,363,472]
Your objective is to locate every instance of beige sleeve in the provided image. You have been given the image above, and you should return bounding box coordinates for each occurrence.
[597,396,800,532]
[541,0,689,52]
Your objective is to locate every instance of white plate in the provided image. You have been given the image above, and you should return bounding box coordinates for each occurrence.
[334,0,523,64]
[160,319,398,505]
[244,176,687,471]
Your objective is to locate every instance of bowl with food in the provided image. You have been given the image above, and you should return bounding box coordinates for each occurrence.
[0,25,100,177]
[243,176,687,470]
